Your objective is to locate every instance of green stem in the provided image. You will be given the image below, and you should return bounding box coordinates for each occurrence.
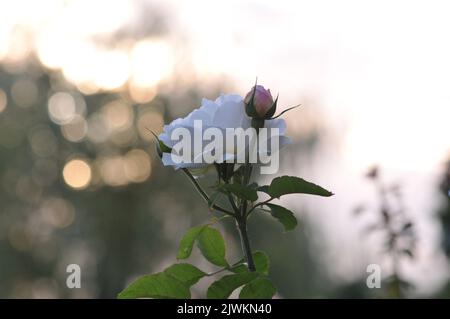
[181,168,234,216]
[206,254,257,277]
[227,194,239,213]
[235,160,256,271]
[206,267,229,277]
[236,218,256,272]
[224,164,256,272]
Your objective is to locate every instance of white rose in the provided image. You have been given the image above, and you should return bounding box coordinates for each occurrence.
[158,93,290,174]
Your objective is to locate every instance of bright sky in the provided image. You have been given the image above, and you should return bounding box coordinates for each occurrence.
[1,0,449,293]
[172,0,450,292]
[172,0,450,173]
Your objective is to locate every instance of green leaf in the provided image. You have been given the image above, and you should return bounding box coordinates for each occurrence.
[265,204,298,231]
[248,182,259,189]
[268,175,333,198]
[118,273,190,299]
[220,183,258,202]
[177,225,207,260]
[197,226,228,267]
[207,272,258,299]
[164,263,206,286]
[231,251,270,276]
[239,278,276,299]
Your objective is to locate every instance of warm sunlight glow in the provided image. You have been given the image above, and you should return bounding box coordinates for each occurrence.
[98,156,127,187]
[62,159,92,190]
[124,149,152,183]
[130,39,174,88]
[101,100,133,132]
[1,0,450,294]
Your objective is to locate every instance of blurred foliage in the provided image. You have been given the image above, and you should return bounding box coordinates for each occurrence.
[437,160,450,259]
[435,160,450,297]
[354,166,417,298]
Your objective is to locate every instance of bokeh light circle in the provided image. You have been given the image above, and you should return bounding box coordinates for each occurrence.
[62,159,92,190]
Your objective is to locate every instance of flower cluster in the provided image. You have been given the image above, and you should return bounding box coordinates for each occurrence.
[120,82,333,300]
[158,85,290,176]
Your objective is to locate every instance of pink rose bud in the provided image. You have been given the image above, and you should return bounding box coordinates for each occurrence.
[244,85,274,118]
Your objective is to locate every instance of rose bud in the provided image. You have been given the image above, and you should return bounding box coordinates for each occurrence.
[244,85,276,119]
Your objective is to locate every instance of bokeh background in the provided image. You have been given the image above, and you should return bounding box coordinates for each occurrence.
[0,0,449,298]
